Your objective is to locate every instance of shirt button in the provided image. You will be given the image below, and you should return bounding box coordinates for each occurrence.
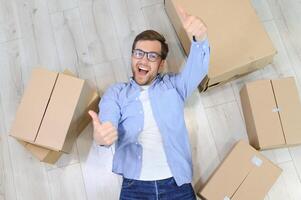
[202,45,206,50]
[138,156,141,159]
[135,97,138,100]
[196,44,200,48]
[135,142,139,145]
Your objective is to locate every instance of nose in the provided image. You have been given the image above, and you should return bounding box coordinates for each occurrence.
[140,53,149,62]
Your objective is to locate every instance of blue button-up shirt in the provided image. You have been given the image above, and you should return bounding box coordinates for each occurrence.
[99,39,210,186]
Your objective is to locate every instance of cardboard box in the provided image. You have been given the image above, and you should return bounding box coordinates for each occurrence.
[17,91,100,164]
[10,68,100,156]
[165,0,276,91]
[240,77,301,150]
[18,140,63,164]
[198,140,282,200]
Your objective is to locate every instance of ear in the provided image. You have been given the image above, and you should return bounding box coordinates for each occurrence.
[158,59,166,73]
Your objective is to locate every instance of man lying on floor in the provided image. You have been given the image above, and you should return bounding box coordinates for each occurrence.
[89,6,210,200]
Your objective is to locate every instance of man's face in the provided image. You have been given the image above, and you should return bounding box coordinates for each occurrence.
[131,40,165,85]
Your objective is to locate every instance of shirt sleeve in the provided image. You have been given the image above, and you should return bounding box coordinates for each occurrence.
[172,38,210,100]
[98,84,122,129]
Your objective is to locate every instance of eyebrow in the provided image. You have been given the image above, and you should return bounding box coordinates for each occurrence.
[134,49,161,55]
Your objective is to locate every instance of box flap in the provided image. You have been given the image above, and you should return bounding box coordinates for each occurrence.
[272,77,301,145]
[17,139,62,164]
[242,80,285,149]
[10,68,58,142]
[25,143,62,164]
[231,154,282,200]
[35,73,84,151]
[199,141,256,199]
[25,143,51,160]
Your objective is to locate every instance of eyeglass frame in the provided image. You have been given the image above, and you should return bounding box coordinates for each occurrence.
[131,49,162,62]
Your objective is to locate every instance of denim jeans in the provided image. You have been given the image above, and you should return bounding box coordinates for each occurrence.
[119,177,196,200]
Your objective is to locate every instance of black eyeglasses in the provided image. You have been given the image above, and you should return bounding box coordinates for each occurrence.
[132,49,162,62]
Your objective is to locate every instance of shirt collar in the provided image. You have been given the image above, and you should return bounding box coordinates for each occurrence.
[129,74,161,90]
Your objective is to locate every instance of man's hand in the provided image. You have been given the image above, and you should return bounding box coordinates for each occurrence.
[177,5,207,41]
[88,110,118,146]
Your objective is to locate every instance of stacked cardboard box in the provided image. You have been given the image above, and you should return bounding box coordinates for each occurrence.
[198,140,282,200]
[240,77,301,150]
[10,68,100,164]
[165,0,276,91]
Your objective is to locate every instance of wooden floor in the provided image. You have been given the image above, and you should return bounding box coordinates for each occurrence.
[1,0,301,199]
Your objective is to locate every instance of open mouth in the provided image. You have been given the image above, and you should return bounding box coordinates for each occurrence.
[138,66,149,75]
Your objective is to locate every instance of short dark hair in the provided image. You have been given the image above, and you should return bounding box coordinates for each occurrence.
[132,30,169,60]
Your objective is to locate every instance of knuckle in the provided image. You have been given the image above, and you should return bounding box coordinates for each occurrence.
[104,140,111,146]
[96,130,104,138]
[103,138,109,144]
[94,135,103,145]
[98,131,105,138]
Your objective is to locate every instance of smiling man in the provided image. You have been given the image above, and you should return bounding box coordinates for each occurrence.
[88,7,210,200]
[131,34,167,86]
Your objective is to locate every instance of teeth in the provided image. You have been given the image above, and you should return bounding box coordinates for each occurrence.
[139,66,148,71]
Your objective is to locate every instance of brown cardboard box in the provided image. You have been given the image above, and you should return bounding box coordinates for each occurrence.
[18,140,63,164]
[198,140,282,200]
[165,0,276,91]
[17,91,100,164]
[240,77,301,150]
[10,68,100,157]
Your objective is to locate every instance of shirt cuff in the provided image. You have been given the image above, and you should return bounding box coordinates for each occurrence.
[191,37,210,51]
[192,34,207,42]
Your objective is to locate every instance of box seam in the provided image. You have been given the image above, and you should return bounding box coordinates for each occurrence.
[229,165,255,199]
[34,73,59,142]
[270,80,287,144]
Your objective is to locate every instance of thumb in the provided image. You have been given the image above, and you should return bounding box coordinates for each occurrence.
[88,110,101,125]
[176,5,188,24]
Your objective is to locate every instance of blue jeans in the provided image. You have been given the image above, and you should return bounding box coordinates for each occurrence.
[119,177,196,200]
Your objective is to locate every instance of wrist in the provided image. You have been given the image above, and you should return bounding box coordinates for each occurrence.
[193,34,207,42]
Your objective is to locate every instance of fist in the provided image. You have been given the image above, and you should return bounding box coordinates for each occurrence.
[177,5,207,41]
[88,110,118,146]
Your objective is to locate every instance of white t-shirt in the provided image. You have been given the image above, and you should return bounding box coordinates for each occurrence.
[138,86,172,180]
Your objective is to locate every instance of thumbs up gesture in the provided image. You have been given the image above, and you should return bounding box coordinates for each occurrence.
[177,5,207,41]
[88,110,118,146]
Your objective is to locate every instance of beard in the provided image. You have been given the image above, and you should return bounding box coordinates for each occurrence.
[131,60,162,85]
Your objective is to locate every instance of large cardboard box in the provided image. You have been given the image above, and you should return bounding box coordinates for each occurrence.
[240,77,301,150]
[10,68,100,162]
[17,91,99,164]
[165,0,276,91]
[198,140,282,200]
